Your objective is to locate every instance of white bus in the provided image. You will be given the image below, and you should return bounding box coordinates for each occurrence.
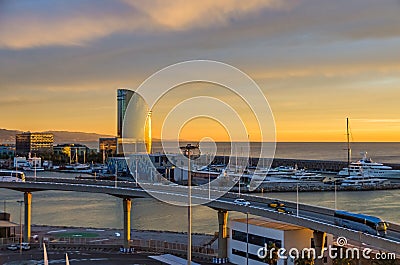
[0,170,26,182]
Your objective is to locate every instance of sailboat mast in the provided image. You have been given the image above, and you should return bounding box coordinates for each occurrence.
[346,118,351,175]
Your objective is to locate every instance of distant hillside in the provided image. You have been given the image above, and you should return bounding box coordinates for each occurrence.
[0,129,20,143]
[47,131,114,144]
[0,129,114,145]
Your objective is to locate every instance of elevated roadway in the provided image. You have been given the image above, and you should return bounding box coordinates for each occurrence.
[0,177,399,258]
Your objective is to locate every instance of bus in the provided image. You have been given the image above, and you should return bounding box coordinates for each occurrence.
[0,170,26,182]
[334,210,388,236]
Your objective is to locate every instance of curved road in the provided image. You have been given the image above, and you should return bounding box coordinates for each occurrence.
[0,177,399,255]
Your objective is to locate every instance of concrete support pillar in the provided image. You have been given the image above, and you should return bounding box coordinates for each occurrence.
[123,198,132,249]
[24,192,32,242]
[217,209,228,258]
[313,230,326,265]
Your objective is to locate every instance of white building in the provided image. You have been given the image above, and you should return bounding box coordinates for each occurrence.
[229,217,332,265]
[13,154,42,169]
[28,156,41,168]
[13,157,28,168]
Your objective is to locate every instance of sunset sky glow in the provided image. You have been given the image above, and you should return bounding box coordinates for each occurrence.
[1,0,400,142]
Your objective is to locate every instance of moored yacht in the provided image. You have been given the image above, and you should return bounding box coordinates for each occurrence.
[341,175,389,187]
[338,152,400,179]
[22,165,45,171]
[290,170,325,181]
[252,165,297,177]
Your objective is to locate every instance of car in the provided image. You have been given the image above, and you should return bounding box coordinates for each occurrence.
[268,200,285,208]
[275,207,293,214]
[7,244,18,251]
[6,243,30,251]
[21,243,31,250]
[234,198,250,206]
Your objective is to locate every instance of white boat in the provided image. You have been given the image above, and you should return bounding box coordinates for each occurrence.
[22,166,45,171]
[252,166,296,176]
[274,166,297,174]
[91,164,109,173]
[338,118,400,179]
[73,163,91,170]
[338,152,400,179]
[290,170,325,181]
[59,163,93,173]
[341,175,389,187]
[64,163,91,170]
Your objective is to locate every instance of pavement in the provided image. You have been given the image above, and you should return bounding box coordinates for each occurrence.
[28,225,218,248]
[0,226,221,265]
[0,248,224,265]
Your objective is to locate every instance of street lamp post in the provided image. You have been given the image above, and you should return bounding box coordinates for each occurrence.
[135,142,138,187]
[246,212,249,265]
[296,183,299,217]
[334,180,337,210]
[34,157,37,181]
[17,200,23,254]
[180,144,200,265]
[208,153,211,200]
[115,165,118,188]
[238,176,241,198]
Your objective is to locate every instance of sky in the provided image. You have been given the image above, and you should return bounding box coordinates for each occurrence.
[0,0,400,142]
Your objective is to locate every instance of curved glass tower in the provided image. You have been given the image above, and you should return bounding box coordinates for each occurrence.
[118,89,152,154]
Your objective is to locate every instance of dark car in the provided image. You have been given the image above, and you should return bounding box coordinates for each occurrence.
[7,244,18,251]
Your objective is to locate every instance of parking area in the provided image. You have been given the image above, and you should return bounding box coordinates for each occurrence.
[0,248,222,265]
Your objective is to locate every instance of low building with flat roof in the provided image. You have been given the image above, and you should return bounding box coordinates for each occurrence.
[54,143,92,164]
[229,217,332,265]
[0,144,15,158]
[0,212,18,239]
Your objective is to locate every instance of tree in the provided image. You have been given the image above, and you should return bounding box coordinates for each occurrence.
[261,242,279,265]
[333,258,354,265]
[295,249,315,265]
[62,146,71,163]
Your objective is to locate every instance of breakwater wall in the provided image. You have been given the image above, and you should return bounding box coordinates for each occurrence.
[230,182,400,193]
[214,156,400,171]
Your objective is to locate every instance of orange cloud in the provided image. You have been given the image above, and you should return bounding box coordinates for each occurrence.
[0,10,146,49]
[124,0,290,30]
[0,0,293,49]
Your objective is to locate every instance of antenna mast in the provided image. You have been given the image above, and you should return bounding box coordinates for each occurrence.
[346,118,352,175]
